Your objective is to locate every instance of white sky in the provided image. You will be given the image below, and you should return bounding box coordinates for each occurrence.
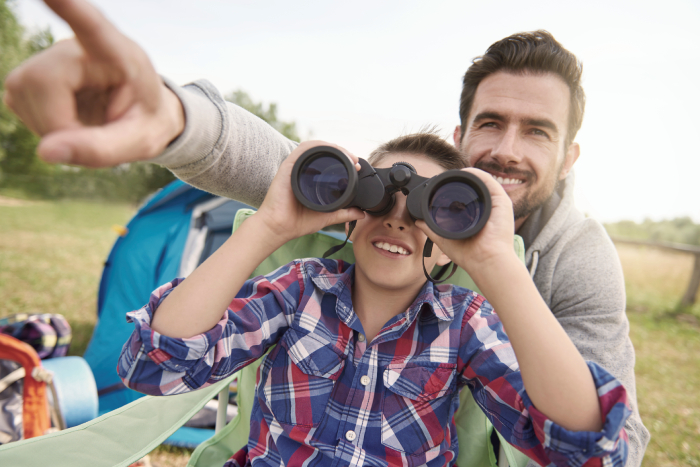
[14,0,700,223]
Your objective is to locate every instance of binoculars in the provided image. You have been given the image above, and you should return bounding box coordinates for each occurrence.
[291,146,491,240]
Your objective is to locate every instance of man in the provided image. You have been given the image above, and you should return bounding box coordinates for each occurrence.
[4,0,649,464]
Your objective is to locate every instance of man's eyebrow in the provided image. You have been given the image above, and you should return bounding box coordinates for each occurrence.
[472,111,504,123]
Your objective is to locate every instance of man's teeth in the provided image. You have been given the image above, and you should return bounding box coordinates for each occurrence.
[492,175,524,185]
[373,242,409,255]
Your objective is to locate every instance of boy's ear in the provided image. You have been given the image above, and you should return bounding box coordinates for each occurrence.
[435,247,451,267]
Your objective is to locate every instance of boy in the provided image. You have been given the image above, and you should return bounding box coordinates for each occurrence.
[119,133,630,467]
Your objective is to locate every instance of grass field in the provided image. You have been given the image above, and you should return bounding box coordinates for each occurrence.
[1,197,698,466]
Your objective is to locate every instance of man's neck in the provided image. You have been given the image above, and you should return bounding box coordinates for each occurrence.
[351,271,425,344]
[514,215,529,232]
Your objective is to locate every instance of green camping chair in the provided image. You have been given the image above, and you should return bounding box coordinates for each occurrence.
[0,209,530,467]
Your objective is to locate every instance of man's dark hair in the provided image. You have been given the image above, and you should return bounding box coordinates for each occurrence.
[459,30,585,148]
[369,130,465,171]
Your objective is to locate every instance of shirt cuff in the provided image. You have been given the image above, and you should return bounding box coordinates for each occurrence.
[151,77,228,172]
[525,361,631,465]
[125,278,228,374]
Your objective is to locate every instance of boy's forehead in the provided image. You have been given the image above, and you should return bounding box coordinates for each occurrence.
[373,152,446,178]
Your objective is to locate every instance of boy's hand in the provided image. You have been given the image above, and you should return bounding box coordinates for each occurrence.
[416,168,519,276]
[2,0,184,167]
[255,141,366,243]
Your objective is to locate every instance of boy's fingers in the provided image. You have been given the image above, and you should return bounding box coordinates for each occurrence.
[43,0,129,62]
[329,208,365,226]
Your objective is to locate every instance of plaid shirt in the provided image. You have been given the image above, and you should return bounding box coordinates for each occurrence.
[119,258,630,467]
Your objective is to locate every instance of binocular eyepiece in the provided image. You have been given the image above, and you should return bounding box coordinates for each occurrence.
[291,146,491,240]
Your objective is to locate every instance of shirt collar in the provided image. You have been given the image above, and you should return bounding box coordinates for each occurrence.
[308,260,455,324]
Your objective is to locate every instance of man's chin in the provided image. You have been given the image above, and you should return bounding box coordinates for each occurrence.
[512,196,548,221]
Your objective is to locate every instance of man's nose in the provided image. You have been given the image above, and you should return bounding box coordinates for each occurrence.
[383,193,412,231]
[491,127,522,166]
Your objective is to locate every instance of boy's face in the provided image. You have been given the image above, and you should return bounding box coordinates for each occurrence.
[350,152,451,293]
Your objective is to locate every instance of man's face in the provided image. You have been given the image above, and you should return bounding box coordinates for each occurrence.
[454,71,579,228]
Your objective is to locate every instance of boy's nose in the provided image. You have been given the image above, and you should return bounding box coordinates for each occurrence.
[383,193,412,231]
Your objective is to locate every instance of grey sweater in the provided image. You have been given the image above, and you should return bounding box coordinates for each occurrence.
[153,79,650,466]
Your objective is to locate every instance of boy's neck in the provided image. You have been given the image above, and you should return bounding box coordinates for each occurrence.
[351,271,427,344]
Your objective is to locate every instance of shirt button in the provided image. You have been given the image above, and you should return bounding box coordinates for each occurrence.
[357,334,365,342]
[345,430,357,441]
[360,375,370,386]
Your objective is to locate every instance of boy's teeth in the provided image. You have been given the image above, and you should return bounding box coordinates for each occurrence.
[373,242,409,255]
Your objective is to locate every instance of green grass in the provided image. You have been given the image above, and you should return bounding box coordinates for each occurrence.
[617,244,700,466]
[0,197,134,356]
[1,198,698,466]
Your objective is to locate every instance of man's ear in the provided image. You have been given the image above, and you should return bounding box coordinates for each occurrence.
[559,142,580,180]
[453,125,463,148]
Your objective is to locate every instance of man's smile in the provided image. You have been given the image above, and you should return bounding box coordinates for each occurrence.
[491,174,525,187]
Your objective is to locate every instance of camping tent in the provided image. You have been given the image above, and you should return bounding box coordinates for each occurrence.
[82,180,250,446]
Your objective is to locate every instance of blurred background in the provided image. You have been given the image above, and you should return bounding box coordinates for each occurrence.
[1,0,698,465]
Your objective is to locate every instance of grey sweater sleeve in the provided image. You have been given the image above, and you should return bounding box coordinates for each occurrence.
[151,78,298,207]
[532,219,650,467]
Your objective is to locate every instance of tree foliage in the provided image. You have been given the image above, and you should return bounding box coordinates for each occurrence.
[605,217,700,246]
[225,90,300,142]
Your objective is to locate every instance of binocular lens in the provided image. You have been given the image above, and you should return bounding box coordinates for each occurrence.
[298,155,350,207]
[429,182,483,234]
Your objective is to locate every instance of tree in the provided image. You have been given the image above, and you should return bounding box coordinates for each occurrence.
[0,0,54,179]
[225,90,300,142]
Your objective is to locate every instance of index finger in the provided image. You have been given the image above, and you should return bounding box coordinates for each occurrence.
[294,140,362,171]
[44,0,129,62]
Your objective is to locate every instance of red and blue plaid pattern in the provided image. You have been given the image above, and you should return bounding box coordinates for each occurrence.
[118,258,630,467]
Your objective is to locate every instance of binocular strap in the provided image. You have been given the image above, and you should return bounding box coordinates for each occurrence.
[422,239,458,284]
[322,221,357,259]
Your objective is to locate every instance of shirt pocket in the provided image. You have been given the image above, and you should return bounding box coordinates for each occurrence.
[381,362,458,455]
[261,327,346,427]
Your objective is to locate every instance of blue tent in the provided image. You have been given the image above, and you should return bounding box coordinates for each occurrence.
[82,180,250,446]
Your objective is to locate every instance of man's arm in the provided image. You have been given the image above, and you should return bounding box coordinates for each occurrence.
[538,219,650,467]
[152,78,296,207]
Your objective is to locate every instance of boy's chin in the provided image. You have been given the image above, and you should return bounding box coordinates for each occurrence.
[362,270,427,291]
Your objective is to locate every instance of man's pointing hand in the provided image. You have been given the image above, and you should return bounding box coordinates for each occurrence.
[3,0,185,167]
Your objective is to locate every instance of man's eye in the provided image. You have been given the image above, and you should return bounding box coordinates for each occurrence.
[480,122,498,129]
[531,128,550,138]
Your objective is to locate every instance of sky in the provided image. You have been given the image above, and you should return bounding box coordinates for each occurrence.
[14,0,700,223]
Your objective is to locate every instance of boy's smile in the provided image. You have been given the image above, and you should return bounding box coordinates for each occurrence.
[372,238,411,257]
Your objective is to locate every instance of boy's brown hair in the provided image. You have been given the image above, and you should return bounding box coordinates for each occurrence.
[368,131,465,170]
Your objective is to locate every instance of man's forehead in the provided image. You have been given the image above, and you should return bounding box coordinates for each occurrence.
[469,71,570,128]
